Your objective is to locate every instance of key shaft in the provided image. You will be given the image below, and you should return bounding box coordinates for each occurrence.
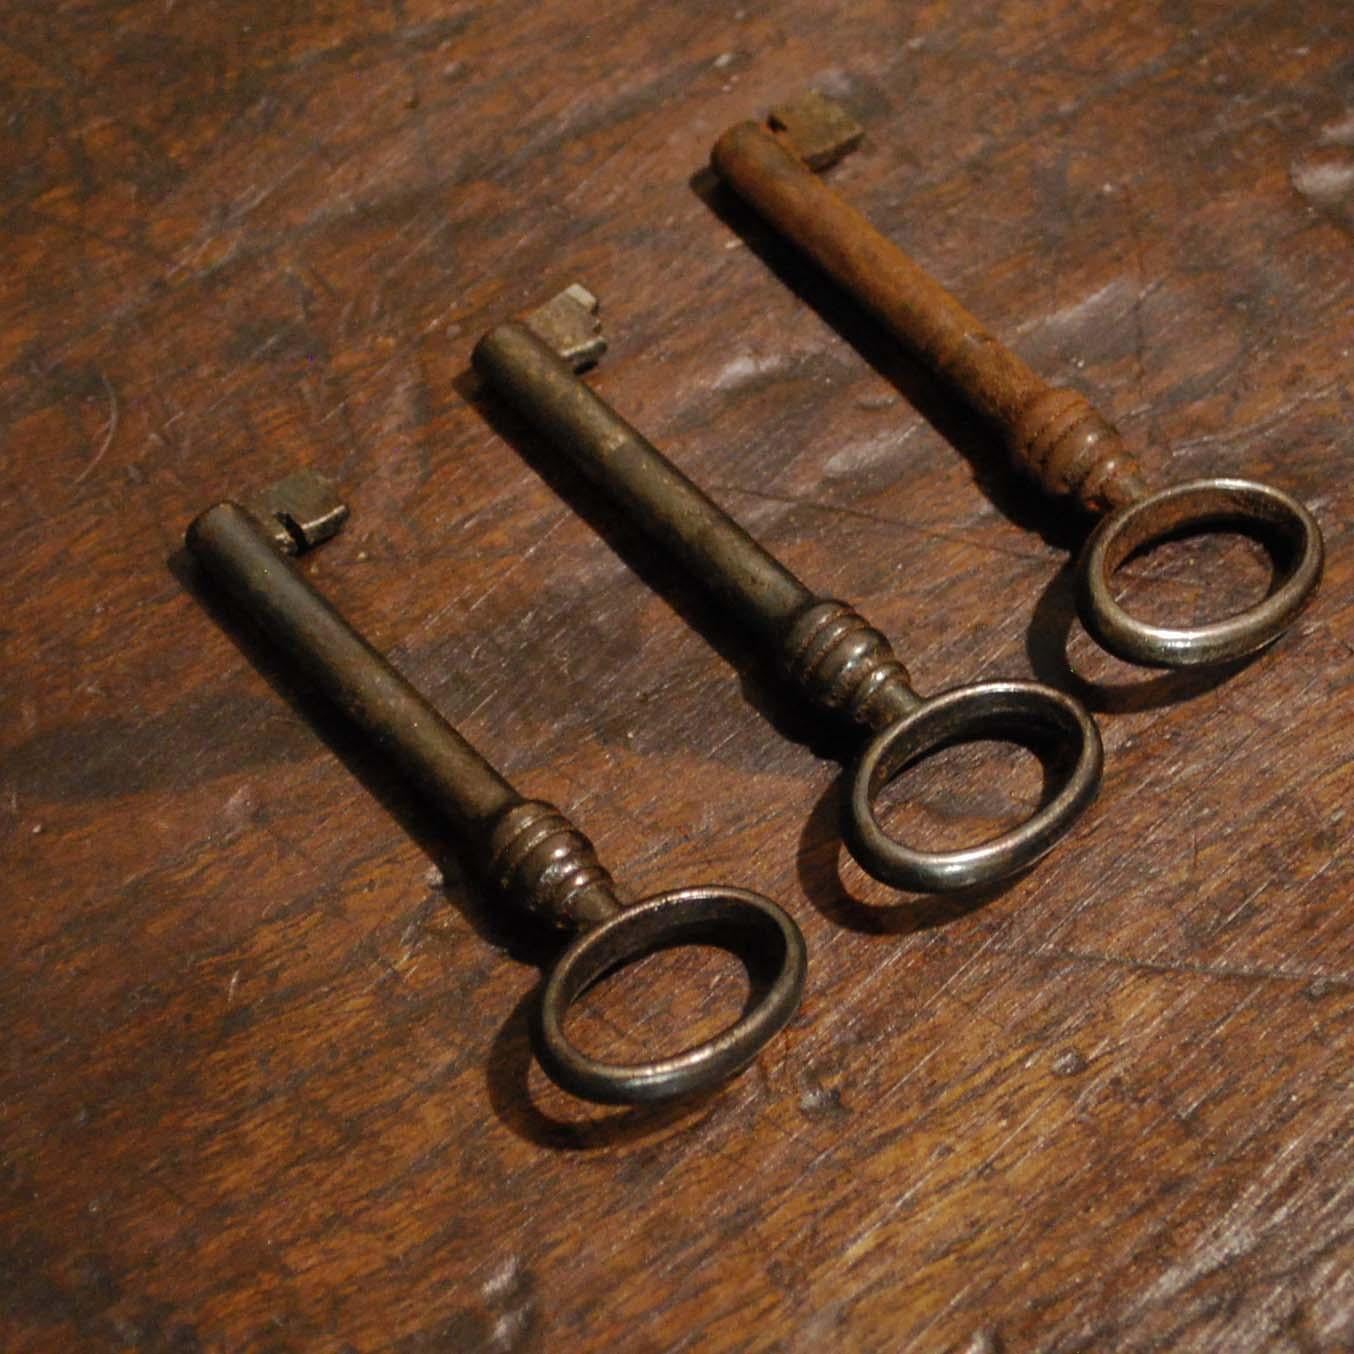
[711,105,1148,513]
[474,319,922,730]
[188,498,621,927]
[477,321,813,640]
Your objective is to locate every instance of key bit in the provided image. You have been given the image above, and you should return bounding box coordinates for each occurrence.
[241,469,349,555]
[767,90,863,170]
[520,283,606,372]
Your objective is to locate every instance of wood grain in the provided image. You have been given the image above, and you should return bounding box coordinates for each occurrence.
[1,2,1351,1350]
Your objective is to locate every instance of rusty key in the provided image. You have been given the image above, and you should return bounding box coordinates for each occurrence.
[473,287,1102,894]
[185,471,805,1104]
[710,92,1324,669]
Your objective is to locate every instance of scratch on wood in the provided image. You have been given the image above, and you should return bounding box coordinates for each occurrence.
[73,369,118,484]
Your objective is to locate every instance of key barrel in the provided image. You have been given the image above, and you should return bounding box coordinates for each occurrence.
[711,119,1147,514]
[474,320,817,649]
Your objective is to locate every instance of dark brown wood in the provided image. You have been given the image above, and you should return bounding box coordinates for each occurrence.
[2,3,1351,1350]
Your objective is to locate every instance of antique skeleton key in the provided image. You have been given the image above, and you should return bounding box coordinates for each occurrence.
[710,92,1324,669]
[474,288,1102,894]
[185,471,805,1105]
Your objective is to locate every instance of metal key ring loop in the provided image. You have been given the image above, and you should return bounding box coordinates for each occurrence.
[1078,478,1324,668]
[845,682,1102,893]
[537,887,807,1105]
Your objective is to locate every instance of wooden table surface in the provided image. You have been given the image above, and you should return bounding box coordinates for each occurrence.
[3,2,1351,1350]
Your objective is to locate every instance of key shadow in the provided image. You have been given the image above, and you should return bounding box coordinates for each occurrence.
[1024,558,1260,715]
[454,367,843,760]
[483,952,779,1152]
[691,170,1259,712]
[171,544,737,1148]
[796,723,1085,934]
[689,167,1085,554]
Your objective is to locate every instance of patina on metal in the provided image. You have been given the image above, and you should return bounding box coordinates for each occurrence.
[710,92,1324,669]
[186,471,806,1106]
[473,288,1103,894]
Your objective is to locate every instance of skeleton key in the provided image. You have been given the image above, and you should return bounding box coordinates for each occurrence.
[185,472,805,1105]
[473,288,1102,893]
[710,92,1324,669]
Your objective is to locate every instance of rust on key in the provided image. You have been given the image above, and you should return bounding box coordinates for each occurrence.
[714,92,1146,514]
[710,93,1323,670]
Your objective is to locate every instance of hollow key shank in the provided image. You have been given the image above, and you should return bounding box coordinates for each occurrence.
[473,305,920,731]
[711,94,1147,516]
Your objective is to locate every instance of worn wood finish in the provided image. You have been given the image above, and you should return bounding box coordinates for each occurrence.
[2,2,1351,1350]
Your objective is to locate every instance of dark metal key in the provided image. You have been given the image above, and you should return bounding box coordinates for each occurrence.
[709,93,1324,669]
[185,472,805,1105]
[473,288,1102,894]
